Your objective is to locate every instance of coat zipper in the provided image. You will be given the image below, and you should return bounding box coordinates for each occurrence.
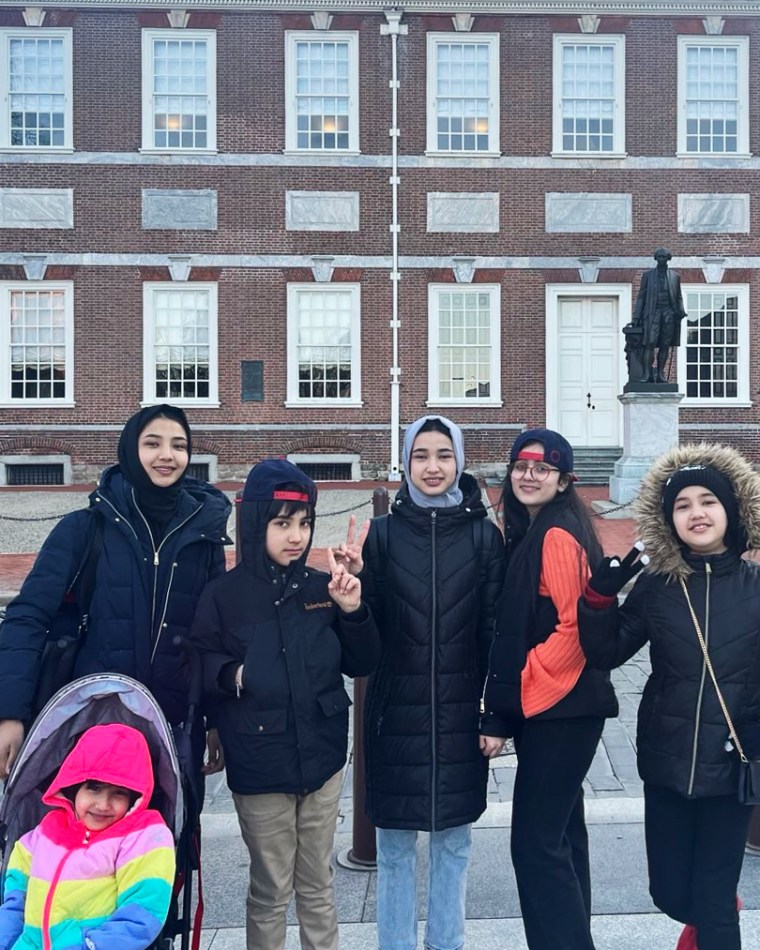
[42,830,90,949]
[687,563,711,797]
[430,510,438,832]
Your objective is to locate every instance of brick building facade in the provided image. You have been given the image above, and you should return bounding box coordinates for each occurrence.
[0,0,758,482]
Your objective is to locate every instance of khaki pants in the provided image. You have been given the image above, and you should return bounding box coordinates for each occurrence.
[232,769,343,950]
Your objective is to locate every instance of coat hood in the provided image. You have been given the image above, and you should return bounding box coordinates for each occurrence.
[634,443,760,580]
[42,723,154,819]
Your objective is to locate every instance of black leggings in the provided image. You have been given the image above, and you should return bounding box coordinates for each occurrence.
[645,783,752,950]
[511,716,605,950]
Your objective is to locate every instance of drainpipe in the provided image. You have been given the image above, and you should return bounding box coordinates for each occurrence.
[381,9,407,481]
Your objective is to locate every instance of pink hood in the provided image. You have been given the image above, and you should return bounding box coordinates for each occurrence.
[42,723,155,820]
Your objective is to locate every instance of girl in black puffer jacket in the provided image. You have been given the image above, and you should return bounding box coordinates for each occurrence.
[580,443,760,950]
[344,415,504,950]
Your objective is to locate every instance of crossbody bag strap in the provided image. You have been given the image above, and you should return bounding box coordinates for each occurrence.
[679,577,748,764]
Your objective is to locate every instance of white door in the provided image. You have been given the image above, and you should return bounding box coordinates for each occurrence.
[556,296,619,447]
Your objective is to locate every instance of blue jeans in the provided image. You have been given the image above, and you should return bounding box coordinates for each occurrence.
[376,824,472,950]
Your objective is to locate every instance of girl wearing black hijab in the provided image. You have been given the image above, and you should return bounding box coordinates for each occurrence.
[0,404,232,780]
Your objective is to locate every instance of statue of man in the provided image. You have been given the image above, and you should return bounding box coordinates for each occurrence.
[632,247,688,384]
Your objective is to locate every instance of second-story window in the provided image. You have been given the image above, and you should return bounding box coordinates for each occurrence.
[141,29,216,152]
[677,36,749,156]
[553,35,625,156]
[285,32,359,152]
[0,29,72,149]
[426,34,499,155]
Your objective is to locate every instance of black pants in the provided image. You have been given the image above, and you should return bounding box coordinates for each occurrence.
[511,716,604,950]
[645,784,752,950]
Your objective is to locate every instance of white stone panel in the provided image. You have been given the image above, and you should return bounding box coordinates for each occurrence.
[285,192,359,231]
[142,189,217,230]
[678,194,750,234]
[546,193,632,233]
[427,192,500,233]
[0,189,73,229]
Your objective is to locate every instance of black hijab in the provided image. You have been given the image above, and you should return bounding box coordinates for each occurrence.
[117,405,192,540]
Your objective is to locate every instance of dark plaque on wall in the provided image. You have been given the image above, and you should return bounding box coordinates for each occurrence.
[241,361,264,401]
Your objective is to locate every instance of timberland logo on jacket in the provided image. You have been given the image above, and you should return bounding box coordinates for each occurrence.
[304,601,333,610]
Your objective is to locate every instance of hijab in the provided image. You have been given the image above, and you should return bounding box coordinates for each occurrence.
[117,404,192,538]
[402,415,465,509]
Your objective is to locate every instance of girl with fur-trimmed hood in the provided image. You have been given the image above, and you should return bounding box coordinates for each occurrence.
[579,443,760,950]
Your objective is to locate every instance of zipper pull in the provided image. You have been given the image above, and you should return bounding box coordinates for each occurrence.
[480,698,485,715]
[705,561,712,575]
[153,550,159,567]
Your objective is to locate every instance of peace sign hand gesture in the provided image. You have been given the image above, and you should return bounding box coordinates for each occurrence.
[333,514,371,576]
[585,541,649,604]
[327,546,362,613]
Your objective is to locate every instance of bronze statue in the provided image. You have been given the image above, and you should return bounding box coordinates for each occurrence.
[630,247,687,384]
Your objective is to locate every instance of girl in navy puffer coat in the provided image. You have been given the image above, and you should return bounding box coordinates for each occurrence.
[0,404,231,782]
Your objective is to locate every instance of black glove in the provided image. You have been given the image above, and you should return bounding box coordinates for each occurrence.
[585,542,648,603]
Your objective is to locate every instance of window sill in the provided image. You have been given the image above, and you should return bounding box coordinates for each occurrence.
[675,151,752,161]
[424,149,501,159]
[680,400,753,409]
[550,150,627,160]
[139,148,219,156]
[140,399,221,408]
[284,400,364,408]
[281,149,361,158]
[426,399,503,408]
[0,400,75,408]
[0,146,74,154]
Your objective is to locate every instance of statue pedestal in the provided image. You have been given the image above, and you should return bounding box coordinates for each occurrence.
[609,391,684,505]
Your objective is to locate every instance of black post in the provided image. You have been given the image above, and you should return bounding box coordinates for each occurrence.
[345,486,388,869]
[234,489,243,564]
[747,805,760,855]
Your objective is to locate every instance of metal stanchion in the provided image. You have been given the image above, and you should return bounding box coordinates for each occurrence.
[746,805,760,855]
[338,486,388,871]
[234,489,243,564]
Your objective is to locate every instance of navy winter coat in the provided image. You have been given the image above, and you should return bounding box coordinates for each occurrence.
[0,465,231,725]
[363,473,505,832]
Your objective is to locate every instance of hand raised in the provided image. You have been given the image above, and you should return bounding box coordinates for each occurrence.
[586,541,649,600]
[327,547,362,613]
[332,514,370,576]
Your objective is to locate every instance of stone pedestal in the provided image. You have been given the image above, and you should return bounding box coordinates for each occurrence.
[609,391,684,505]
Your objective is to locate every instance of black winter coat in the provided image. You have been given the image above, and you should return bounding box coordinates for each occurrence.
[363,473,505,832]
[189,561,380,796]
[580,550,760,799]
[0,466,231,725]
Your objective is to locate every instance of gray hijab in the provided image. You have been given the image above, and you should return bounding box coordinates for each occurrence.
[402,415,465,509]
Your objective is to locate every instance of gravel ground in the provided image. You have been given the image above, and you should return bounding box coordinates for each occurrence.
[0,487,382,554]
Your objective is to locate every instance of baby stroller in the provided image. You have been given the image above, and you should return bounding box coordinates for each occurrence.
[0,673,203,950]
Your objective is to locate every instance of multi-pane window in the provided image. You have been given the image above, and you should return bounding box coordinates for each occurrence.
[286,285,361,404]
[678,37,748,156]
[428,285,501,404]
[0,30,72,149]
[141,30,216,151]
[426,34,499,154]
[285,33,359,152]
[143,283,218,404]
[0,283,73,404]
[553,36,625,155]
[678,286,749,403]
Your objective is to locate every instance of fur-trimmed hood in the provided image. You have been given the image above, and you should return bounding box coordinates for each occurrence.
[633,443,760,580]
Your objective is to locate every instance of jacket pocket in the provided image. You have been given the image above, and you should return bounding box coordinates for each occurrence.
[236,707,288,735]
[317,687,352,718]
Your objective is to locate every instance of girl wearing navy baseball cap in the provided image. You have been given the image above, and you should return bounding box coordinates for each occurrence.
[481,428,617,950]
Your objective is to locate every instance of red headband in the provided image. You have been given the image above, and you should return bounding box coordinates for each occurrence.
[273,490,311,502]
[517,450,544,461]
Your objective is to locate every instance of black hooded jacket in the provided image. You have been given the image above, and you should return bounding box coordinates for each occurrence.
[188,466,380,796]
[362,473,505,831]
[579,443,760,798]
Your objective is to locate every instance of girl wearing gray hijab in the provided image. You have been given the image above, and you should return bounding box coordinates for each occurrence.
[340,415,505,950]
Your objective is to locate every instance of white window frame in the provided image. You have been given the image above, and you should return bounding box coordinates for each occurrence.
[426,33,500,157]
[0,28,73,151]
[677,283,750,407]
[677,36,750,158]
[141,28,217,153]
[552,34,625,158]
[0,281,74,407]
[286,282,362,407]
[284,31,360,154]
[142,281,219,407]
[427,283,502,407]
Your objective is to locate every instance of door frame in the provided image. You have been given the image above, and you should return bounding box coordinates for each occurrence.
[544,283,632,442]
